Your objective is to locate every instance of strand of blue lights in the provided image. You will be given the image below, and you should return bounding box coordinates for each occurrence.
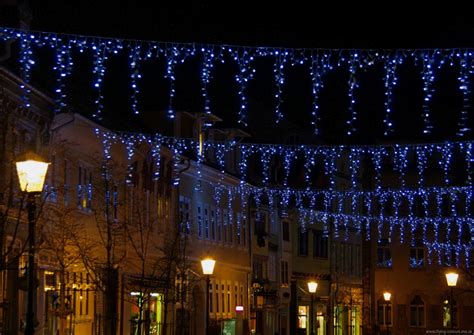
[457,52,471,136]
[4,28,474,136]
[419,52,436,135]
[201,48,216,115]
[393,145,409,188]
[232,50,255,126]
[129,43,142,115]
[346,52,359,136]
[273,51,287,123]
[18,32,34,110]
[91,41,107,120]
[383,54,402,135]
[53,39,73,113]
[310,52,332,134]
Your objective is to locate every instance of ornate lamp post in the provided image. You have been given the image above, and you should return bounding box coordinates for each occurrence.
[201,258,216,335]
[307,281,318,335]
[445,272,458,329]
[16,152,50,335]
[383,291,391,335]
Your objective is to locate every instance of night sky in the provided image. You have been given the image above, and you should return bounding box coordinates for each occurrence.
[7,2,474,144]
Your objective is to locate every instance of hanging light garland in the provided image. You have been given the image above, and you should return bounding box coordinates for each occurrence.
[96,128,473,266]
[95,129,474,196]
[2,28,474,137]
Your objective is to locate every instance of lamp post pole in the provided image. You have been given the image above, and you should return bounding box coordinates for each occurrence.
[307,281,318,335]
[25,192,38,335]
[201,258,215,335]
[445,272,458,330]
[383,292,391,335]
[16,153,50,335]
[310,293,315,335]
[450,286,454,329]
[206,274,210,335]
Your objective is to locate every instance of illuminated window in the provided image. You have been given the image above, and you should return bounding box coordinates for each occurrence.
[77,166,92,210]
[298,305,308,329]
[443,298,457,328]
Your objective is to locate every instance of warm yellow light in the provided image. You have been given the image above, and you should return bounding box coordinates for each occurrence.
[307,281,318,294]
[383,292,391,301]
[445,272,459,287]
[199,131,204,156]
[201,258,216,275]
[16,154,50,193]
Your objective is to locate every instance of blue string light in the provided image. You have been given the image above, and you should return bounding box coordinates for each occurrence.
[273,50,288,123]
[53,39,74,113]
[151,134,162,181]
[201,48,216,115]
[232,49,255,126]
[393,145,409,188]
[166,174,474,262]
[129,43,142,115]
[346,52,359,136]
[91,40,107,120]
[3,28,474,136]
[310,52,332,134]
[457,52,472,136]
[165,47,178,119]
[304,148,317,189]
[18,32,35,110]
[419,51,436,135]
[383,54,402,135]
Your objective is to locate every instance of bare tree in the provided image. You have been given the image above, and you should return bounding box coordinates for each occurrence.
[0,94,51,333]
[41,205,95,335]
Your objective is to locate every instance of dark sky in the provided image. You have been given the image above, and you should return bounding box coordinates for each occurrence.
[29,2,474,48]
[8,2,474,144]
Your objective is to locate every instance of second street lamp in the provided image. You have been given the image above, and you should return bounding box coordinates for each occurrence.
[383,291,391,335]
[307,281,318,335]
[445,272,458,329]
[201,258,216,335]
[16,152,50,335]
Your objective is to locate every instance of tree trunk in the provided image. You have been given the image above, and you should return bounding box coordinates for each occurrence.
[104,267,118,335]
[59,269,67,335]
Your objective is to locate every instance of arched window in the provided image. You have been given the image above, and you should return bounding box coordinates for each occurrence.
[377,298,392,326]
[443,298,457,328]
[409,295,425,327]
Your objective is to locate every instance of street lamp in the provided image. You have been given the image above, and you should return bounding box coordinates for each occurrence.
[307,281,318,335]
[445,272,458,329]
[16,152,50,335]
[201,258,216,335]
[383,291,391,335]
